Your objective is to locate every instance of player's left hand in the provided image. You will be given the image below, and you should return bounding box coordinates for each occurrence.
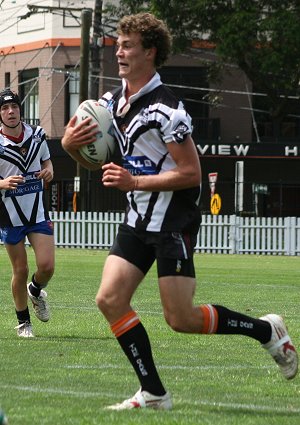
[102,162,135,192]
[36,168,54,183]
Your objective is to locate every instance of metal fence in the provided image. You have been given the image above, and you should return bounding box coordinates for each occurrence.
[44,212,300,256]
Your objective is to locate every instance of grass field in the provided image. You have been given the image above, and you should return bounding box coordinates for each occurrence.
[0,246,299,425]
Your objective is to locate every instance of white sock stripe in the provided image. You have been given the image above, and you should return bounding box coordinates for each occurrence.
[207,304,216,334]
[114,315,139,335]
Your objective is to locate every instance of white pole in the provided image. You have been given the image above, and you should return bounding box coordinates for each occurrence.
[235,161,244,214]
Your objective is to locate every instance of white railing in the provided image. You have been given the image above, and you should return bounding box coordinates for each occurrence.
[197,215,300,255]
[38,212,300,256]
[1,212,299,255]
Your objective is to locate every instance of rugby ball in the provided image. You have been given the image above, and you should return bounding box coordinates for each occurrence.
[75,99,115,165]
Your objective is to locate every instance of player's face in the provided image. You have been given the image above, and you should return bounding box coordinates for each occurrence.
[116,32,155,83]
[0,102,20,128]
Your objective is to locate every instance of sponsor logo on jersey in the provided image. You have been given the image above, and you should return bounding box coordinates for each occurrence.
[123,155,158,175]
[5,171,43,198]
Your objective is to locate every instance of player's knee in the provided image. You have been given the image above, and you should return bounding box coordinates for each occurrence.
[14,264,29,280]
[95,293,103,311]
[95,292,112,315]
[164,312,185,333]
[96,290,125,321]
[38,262,54,279]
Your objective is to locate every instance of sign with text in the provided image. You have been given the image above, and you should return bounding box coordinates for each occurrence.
[197,143,300,159]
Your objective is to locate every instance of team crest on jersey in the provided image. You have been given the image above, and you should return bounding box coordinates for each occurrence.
[20,147,27,156]
[0,145,5,154]
[120,123,127,134]
[171,121,189,142]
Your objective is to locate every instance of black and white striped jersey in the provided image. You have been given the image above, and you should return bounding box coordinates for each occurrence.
[100,72,201,233]
[0,123,50,227]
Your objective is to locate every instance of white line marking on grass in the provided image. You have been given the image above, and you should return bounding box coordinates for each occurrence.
[64,363,270,371]
[204,281,298,290]
[190,399,300,414]
[50,305,164,315]
[1,384,299,414]
[51,305,98,311]
[0,384,105,399]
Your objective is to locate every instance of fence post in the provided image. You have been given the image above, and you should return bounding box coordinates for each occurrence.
[81,211,86,249]
[229,215,236,254]
[285,216,295,256]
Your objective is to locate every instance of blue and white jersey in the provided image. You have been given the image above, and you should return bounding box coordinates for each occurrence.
[0,123,50,227]
[100,72,201,233]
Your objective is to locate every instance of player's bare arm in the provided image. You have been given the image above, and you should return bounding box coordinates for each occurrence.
[61,115,102,171]
[102,135,201,192]
[37,159,54,182]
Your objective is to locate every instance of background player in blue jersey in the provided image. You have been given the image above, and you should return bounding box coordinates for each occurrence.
[0,89,55,337]
[62,13,297,410]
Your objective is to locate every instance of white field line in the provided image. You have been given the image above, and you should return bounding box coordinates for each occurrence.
[50,304,164,315]
[0,384,299,414]
[64,363,271,371]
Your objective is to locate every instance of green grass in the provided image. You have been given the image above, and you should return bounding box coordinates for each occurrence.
[0,247,300,424]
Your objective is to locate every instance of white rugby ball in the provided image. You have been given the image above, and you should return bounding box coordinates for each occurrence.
[75,99,115,165]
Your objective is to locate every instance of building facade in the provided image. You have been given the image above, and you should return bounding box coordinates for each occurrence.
[0,1,299,216]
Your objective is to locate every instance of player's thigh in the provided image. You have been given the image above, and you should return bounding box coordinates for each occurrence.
[109,223,155,275]
[99,223,155,306]
[27,232,55,269]
[5,241,28,273]
[159,274,196,319]
[97,254,144,322]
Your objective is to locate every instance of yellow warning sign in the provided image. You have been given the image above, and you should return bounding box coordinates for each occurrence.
[210,193,222,215]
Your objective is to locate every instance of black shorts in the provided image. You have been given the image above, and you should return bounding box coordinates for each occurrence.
[109,223,196,278]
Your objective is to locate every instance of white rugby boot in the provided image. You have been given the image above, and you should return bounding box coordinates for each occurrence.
[260,314,298,379]
[106,388,172,410]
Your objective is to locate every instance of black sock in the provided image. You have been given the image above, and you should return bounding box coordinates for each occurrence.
[213,304,272,344]
[16,307,31,324]
[29,274,42,297]
[117,322,166,396]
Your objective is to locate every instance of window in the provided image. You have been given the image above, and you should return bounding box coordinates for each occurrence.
[65,68,80,124]
[4,72,10,88]
[19,69,39,125]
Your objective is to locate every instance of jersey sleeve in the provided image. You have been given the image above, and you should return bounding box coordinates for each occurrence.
[159,101,193,144]
[33,126,50,162]
[41,141,50,162]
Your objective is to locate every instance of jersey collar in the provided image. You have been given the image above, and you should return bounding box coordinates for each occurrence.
[117,72,162,117]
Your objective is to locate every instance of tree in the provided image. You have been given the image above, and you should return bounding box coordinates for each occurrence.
[106,0,300,140]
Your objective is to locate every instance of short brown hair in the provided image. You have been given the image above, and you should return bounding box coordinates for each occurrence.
[117,13,172,68]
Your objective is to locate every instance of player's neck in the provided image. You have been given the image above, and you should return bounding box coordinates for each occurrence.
[125,71,156,98]
[1,122,23,139]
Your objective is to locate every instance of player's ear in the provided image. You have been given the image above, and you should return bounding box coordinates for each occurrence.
[145,46,156,60]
